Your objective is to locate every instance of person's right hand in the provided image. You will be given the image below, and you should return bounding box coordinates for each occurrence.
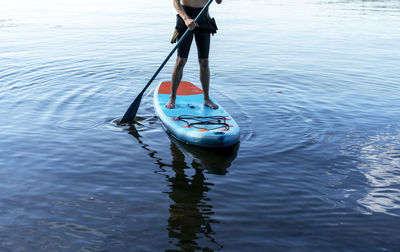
[184,18,198,30]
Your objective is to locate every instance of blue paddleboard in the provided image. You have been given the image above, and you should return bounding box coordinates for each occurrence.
[154,81,240,148]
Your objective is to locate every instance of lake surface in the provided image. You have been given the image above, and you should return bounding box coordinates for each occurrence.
[1,0,400,250]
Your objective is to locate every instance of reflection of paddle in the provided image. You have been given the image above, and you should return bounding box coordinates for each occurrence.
[120,0,214,124]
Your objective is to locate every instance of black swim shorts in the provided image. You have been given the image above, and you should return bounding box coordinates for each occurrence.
[174,6,217,59]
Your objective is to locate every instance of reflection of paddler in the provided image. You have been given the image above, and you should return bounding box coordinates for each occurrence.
[167,142,222,251]
[124,120,227,250]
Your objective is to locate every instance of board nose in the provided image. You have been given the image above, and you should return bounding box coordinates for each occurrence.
[158,81,204,95]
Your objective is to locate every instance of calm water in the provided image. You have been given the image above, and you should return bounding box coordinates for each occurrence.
[1,0,400,250]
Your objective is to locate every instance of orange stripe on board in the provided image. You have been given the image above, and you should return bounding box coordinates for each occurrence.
[158,81,203,96]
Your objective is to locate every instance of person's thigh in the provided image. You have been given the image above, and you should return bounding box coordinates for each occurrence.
[194,30,210,59]
[177,32,194,59]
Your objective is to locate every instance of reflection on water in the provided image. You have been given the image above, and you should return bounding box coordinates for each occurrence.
[126,120,238,250]
[167,142,222,251]
[355,125,400,217]
[170,136,239,174]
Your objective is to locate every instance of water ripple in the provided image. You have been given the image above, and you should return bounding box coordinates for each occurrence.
[57,118,102,131]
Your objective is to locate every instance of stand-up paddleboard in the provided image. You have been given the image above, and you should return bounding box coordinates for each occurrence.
[154,81,240,148]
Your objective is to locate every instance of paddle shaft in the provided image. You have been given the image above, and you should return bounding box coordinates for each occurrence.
[120,0,214,124]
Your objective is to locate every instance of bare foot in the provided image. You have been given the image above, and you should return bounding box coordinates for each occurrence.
[204,99,219,109]
[165,97,175,109]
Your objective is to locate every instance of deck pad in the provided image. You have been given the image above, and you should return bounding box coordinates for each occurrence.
[154,81,240,148]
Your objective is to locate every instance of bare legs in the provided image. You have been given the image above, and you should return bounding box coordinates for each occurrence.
[199,58,218,109]
[165,56,187,109]
[165,56,218,109]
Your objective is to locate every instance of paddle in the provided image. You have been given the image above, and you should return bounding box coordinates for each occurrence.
[120,0,214,124]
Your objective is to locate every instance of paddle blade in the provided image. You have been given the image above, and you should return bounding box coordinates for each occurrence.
[120,93,143,124]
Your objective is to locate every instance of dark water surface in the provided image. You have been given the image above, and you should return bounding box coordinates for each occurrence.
[1,0,400,251]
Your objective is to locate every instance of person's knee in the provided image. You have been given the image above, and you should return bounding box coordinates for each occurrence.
[176,57,187,69]
[198,58,209,68]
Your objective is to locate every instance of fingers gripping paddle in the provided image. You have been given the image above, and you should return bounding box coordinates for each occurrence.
[120,0,214,124]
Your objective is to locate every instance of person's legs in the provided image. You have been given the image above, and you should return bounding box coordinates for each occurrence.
[166,56,187,109]
[166,32,193,109]
[195,30,218,109]
[198,58,217,109]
